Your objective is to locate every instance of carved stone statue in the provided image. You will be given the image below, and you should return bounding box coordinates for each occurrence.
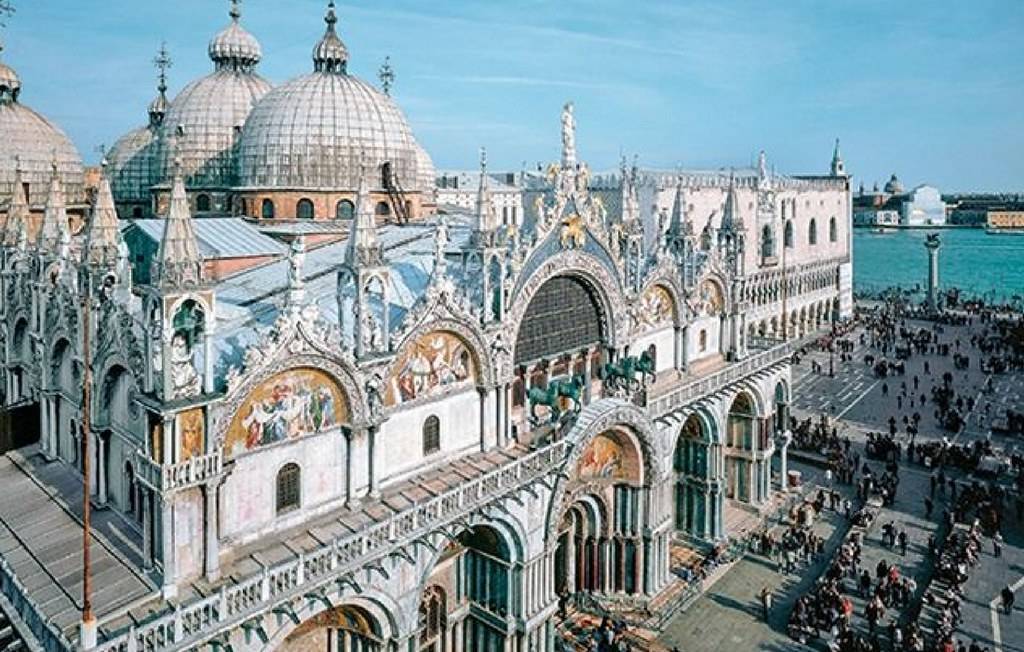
[362,312,384,352]
[168,332,201,398]
[288,236,306,289]
[560,102,576,166]
[365,372,385,419]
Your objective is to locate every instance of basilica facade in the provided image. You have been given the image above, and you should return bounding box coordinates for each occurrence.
[0,4,851,652]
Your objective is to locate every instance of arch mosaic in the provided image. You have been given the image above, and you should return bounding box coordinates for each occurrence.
[261,591,404,652]
[544,399,664,543]
[223,367,350,459]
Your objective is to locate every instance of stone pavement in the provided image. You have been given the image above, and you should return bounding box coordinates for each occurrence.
[657,472,852,651]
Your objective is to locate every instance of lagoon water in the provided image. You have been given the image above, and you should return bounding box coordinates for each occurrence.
[853,228,1024,300]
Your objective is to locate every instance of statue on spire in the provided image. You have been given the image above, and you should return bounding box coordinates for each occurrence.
[153,42,172,94]
[560,101,576,167]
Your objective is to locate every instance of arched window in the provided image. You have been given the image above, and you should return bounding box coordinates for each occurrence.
[784,220,794,248]
[131,206,142,218]
[276,463,301,514]
[336,199,355,220]
[829,216,838,242]
[296,198,314,220]
[514,275,604,366]
[196,194,211,213]
[375,201,391,217]
[699,329,708,352]
[419,586,447,647]
[261,198,275,219]
[422,416,441,456]
[761,224,775,258]
[808,218,818,245]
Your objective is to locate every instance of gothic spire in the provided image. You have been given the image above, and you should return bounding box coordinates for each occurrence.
[620,156,639,223]
[152,158,204,288]
[346,154,383,267]
[720,171,740,233]
[668,174,685,234]
[474,146,498,235]
[38,154,69,252]
[830,138,846,176]
[83,162,124,268]
[2,158,29,249]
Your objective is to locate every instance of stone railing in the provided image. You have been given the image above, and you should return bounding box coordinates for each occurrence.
[162,451,222,493]
[92,440,571,652]
[647,341,796,417]
[132,451,223,494]
[0,553,74,652]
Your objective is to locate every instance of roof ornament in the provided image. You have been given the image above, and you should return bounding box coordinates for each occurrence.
[560,101,576,168]
[149,42,172,127]
[229,0,242,22]
[208,0,262,71]
[0,24,22,103]
[313,1,348,73]
[474,146,498,235]
[378,55,394,95]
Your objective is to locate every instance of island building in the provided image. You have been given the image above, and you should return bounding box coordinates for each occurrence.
[0,4,853,652]
[853,175,945,227]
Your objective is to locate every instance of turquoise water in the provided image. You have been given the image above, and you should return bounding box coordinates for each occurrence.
[853,228,1024,300]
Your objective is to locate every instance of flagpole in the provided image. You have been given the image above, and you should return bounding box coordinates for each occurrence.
[80,287,96,649]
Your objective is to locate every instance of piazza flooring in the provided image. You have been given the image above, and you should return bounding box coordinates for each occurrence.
[658,315,1024,651]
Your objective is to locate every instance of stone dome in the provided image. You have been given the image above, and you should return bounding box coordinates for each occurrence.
[413,140,436,195]
[0,43,85,207]
[156,3,271,189]
[884,173,903,194]
[108,126,159,205]
[236,4,422,192]
[109,48,171,208]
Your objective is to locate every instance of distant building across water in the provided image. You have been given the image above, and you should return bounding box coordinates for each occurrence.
[853,174,946,227]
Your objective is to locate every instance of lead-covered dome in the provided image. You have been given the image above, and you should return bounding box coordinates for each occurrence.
[0,41,85,207]
[108,47,171,206]
[156,2,271,189]
[236,3,422,191]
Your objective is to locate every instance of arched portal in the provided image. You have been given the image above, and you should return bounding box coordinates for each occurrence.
[674,414,722,539]
[774,380,789,434]
[725,392,757,503]
[417,524,515,652]
[279,604,385,652]
[553,427,647,597]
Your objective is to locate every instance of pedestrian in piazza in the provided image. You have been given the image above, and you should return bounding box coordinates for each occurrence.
[759,586,772,622]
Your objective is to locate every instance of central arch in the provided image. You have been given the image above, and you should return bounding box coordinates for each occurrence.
[673,411,723,539]
[513,275,606,367]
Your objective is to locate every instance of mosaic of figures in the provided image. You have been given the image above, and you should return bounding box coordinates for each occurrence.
[178,408,205,461]
[693,279,725,316]
[632,285,674,330]
[577,433,627,481]
[226,368,348,458]
[386,331,476,406]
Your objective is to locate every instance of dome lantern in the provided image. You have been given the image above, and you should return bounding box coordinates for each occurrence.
[208,0,263,72]
[0,37,22,104]
[313,2,349,74]
[148,43,172,128]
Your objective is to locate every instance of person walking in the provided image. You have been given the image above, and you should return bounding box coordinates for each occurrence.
[898,529,908,556]
[760,586,772,622]
[1001,585,1015,615]
[994,533,1003,558]
[924,496,934,519]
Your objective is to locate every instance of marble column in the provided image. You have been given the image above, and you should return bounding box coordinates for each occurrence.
[141,487,153,570]
[160,496,177,598]
[204,482,220,581]
[96,433,108,505]
[344,428,357,507]
[368,426,380,499]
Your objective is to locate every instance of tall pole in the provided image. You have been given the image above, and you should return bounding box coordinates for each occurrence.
[80,291,96,649]
[781,213,788,340]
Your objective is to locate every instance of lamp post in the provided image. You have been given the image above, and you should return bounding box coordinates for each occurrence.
[829,307,836,378]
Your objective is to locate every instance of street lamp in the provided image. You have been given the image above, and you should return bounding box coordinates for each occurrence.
[829,306,837,377]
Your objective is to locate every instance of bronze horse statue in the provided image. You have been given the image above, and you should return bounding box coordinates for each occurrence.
[601,350,656,391]
[527,374,586,424]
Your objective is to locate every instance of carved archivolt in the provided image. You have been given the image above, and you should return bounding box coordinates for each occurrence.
[504,249,626,359]
[214,308,368,444]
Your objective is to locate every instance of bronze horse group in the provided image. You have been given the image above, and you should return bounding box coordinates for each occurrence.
[526,350,656,425]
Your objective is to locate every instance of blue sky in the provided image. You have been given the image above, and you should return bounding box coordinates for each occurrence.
[2,0,1022,192]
